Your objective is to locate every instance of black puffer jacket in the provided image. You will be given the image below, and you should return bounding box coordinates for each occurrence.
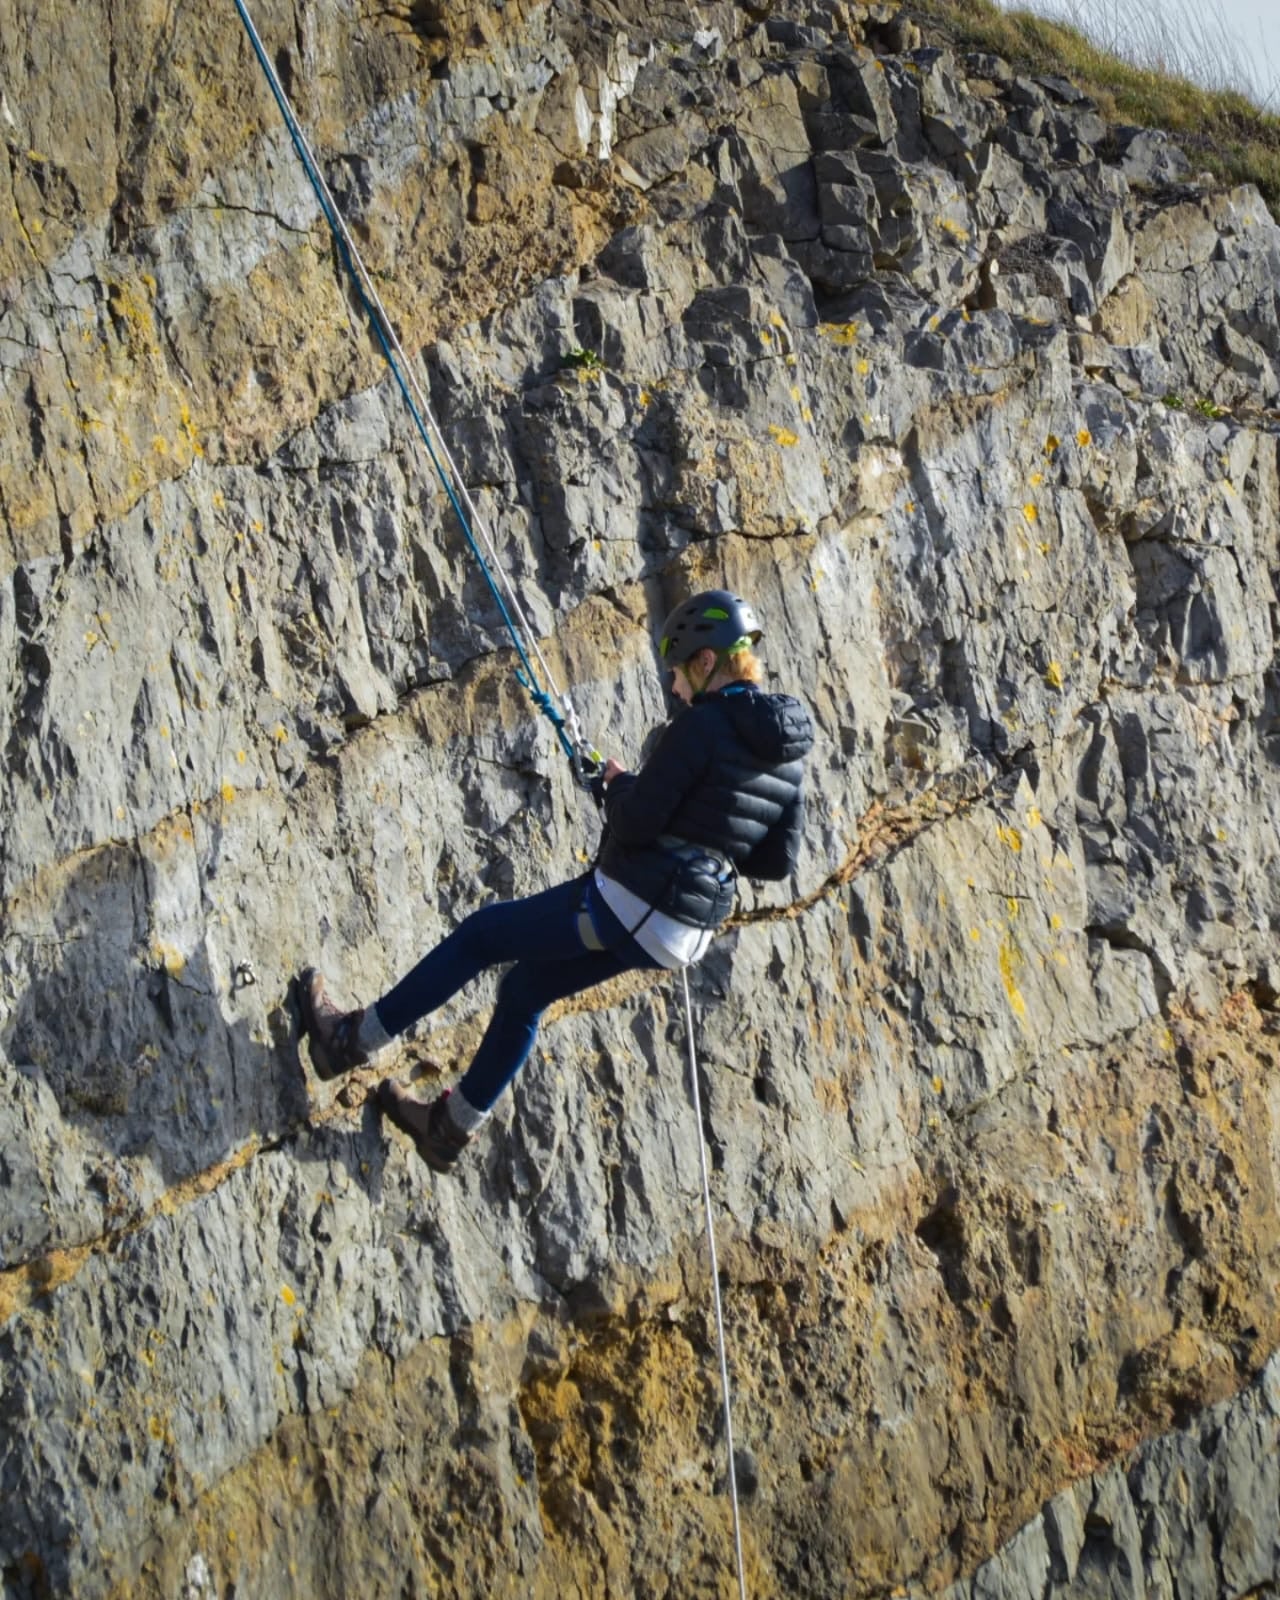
[596,685,814,929]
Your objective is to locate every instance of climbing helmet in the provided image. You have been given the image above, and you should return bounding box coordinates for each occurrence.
[657,590,763,666]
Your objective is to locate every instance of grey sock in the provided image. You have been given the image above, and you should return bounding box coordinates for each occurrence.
[449,1089,492,1134]
[355,1005,394,1057]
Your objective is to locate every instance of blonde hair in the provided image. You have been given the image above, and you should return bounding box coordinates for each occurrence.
[677,645,764,686]
[722,647,764,684]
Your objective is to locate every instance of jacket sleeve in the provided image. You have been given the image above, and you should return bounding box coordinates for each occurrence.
[737,784,805,881]
[602,710,712,845]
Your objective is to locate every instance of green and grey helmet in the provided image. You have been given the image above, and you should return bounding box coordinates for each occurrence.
[658,589,763,665]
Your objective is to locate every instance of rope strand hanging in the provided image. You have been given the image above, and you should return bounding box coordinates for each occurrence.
[230,0,595,780]
[232,6,750,1591]
[681,966,750,1600]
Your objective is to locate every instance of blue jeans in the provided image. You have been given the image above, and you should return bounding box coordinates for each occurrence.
[373,875,663,1112]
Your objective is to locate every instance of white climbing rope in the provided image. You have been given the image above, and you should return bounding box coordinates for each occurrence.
[680,965,749,1600]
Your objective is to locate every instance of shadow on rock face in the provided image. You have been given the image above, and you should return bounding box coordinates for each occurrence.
[0,833,323,1264]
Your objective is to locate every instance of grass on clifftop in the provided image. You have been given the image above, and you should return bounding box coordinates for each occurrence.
[911,0,1280,206]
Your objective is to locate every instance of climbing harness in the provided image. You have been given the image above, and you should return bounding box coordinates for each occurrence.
[230,0,601,792]
[232,6,749,1590]
[681,965,749,1600]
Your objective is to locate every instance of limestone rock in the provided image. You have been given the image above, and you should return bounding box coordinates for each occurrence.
[3,1,1280,1596]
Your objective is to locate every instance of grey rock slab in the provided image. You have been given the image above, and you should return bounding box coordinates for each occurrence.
[829,52,898,145]
[722,73,821,241]
[1047,196,1134,301]
[1112,126,1191,186]
[805,108,881,151]
[946,1355,1280,1600]
[971,1514,1053,1599]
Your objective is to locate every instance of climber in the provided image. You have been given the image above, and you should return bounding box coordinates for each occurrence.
[297,590,814,1170]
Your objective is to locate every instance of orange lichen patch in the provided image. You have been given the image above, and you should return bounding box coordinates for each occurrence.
[998,937,1028,1018]
[996,824,1023,853]
[0,1247,91,1323]
[767,424,799,447]
[520,1315,747,1591]
[1023,502,1038,523]
[1077,429,1092,447]
[151,942,186,978]
[179,402,204,458]
[1044,434,1060,455]
[1045,661,1064,690]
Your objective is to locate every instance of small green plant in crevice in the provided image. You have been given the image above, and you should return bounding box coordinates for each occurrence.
[1160,391,1230,419]
[560,347,607,374]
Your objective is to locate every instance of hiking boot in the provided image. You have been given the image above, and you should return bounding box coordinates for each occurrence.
[376,1082,472,1172]
[296,968,370,1081]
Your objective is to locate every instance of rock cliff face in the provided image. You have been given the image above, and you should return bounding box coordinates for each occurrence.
[2,1,1279,1595]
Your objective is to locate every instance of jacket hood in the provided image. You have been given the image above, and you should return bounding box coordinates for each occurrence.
[705,686,814,763]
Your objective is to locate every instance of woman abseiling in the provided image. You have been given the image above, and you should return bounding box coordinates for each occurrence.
[297,589,815,1171]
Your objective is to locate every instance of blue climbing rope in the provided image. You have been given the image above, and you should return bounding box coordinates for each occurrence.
[231,0,587,772]
[231,20,751,1593]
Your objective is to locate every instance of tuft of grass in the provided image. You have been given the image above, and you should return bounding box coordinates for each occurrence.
[1044,0,1278,112]
[911,0,1280,206]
